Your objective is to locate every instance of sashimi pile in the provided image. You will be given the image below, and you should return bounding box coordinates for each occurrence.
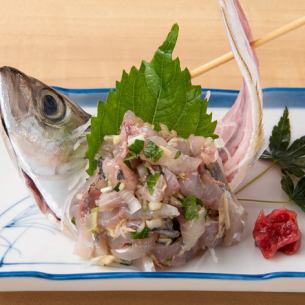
[71,111,246,270]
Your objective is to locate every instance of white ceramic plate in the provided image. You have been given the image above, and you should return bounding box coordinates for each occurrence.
[1,87,305,292]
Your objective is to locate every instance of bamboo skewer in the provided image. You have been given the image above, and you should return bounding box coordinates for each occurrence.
[190,15,305,78]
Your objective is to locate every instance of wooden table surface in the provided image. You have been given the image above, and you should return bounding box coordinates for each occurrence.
[0,0,305,304]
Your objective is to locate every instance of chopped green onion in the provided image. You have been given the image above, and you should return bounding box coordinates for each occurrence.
[124,151,137,162]
[113,182,121,192]
[144,141,163,162]
[174,151,181,159]
[71,216,76,225]
[147,172,161,194]
[205,208,210,221]
[131,227,150,239]
[182,195,201,221]
[165,256,173,263]
[128,139,144,154]
[124,139,145,165]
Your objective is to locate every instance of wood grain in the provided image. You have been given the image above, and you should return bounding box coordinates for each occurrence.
[1,291,305,305]
[0,0,304,89]
[0,0,305,304]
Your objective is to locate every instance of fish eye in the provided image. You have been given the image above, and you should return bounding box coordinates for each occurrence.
[39,91,66,123]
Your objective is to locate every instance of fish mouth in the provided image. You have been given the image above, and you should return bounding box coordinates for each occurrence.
[0,111,60,221]
[0,104,59,220]
[22,170,60,220]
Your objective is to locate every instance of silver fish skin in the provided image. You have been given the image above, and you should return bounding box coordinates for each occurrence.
[0,66,91,220]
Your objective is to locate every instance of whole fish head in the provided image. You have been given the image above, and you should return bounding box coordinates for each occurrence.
[0,66,91,220]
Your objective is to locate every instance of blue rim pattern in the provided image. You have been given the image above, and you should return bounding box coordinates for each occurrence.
[52,86,305,95]
[52,86,305,109]
[1,86,305,282]
[1,270,305,281]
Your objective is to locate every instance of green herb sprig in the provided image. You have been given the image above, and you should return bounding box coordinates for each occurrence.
[261,107,305,177]
[86,24,217,175]
[261,107,305,210]
[281,174,305,212]
[237,107,305,211]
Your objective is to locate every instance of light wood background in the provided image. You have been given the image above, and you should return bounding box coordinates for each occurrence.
[0,0,305,304]
[0,0,304,89]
